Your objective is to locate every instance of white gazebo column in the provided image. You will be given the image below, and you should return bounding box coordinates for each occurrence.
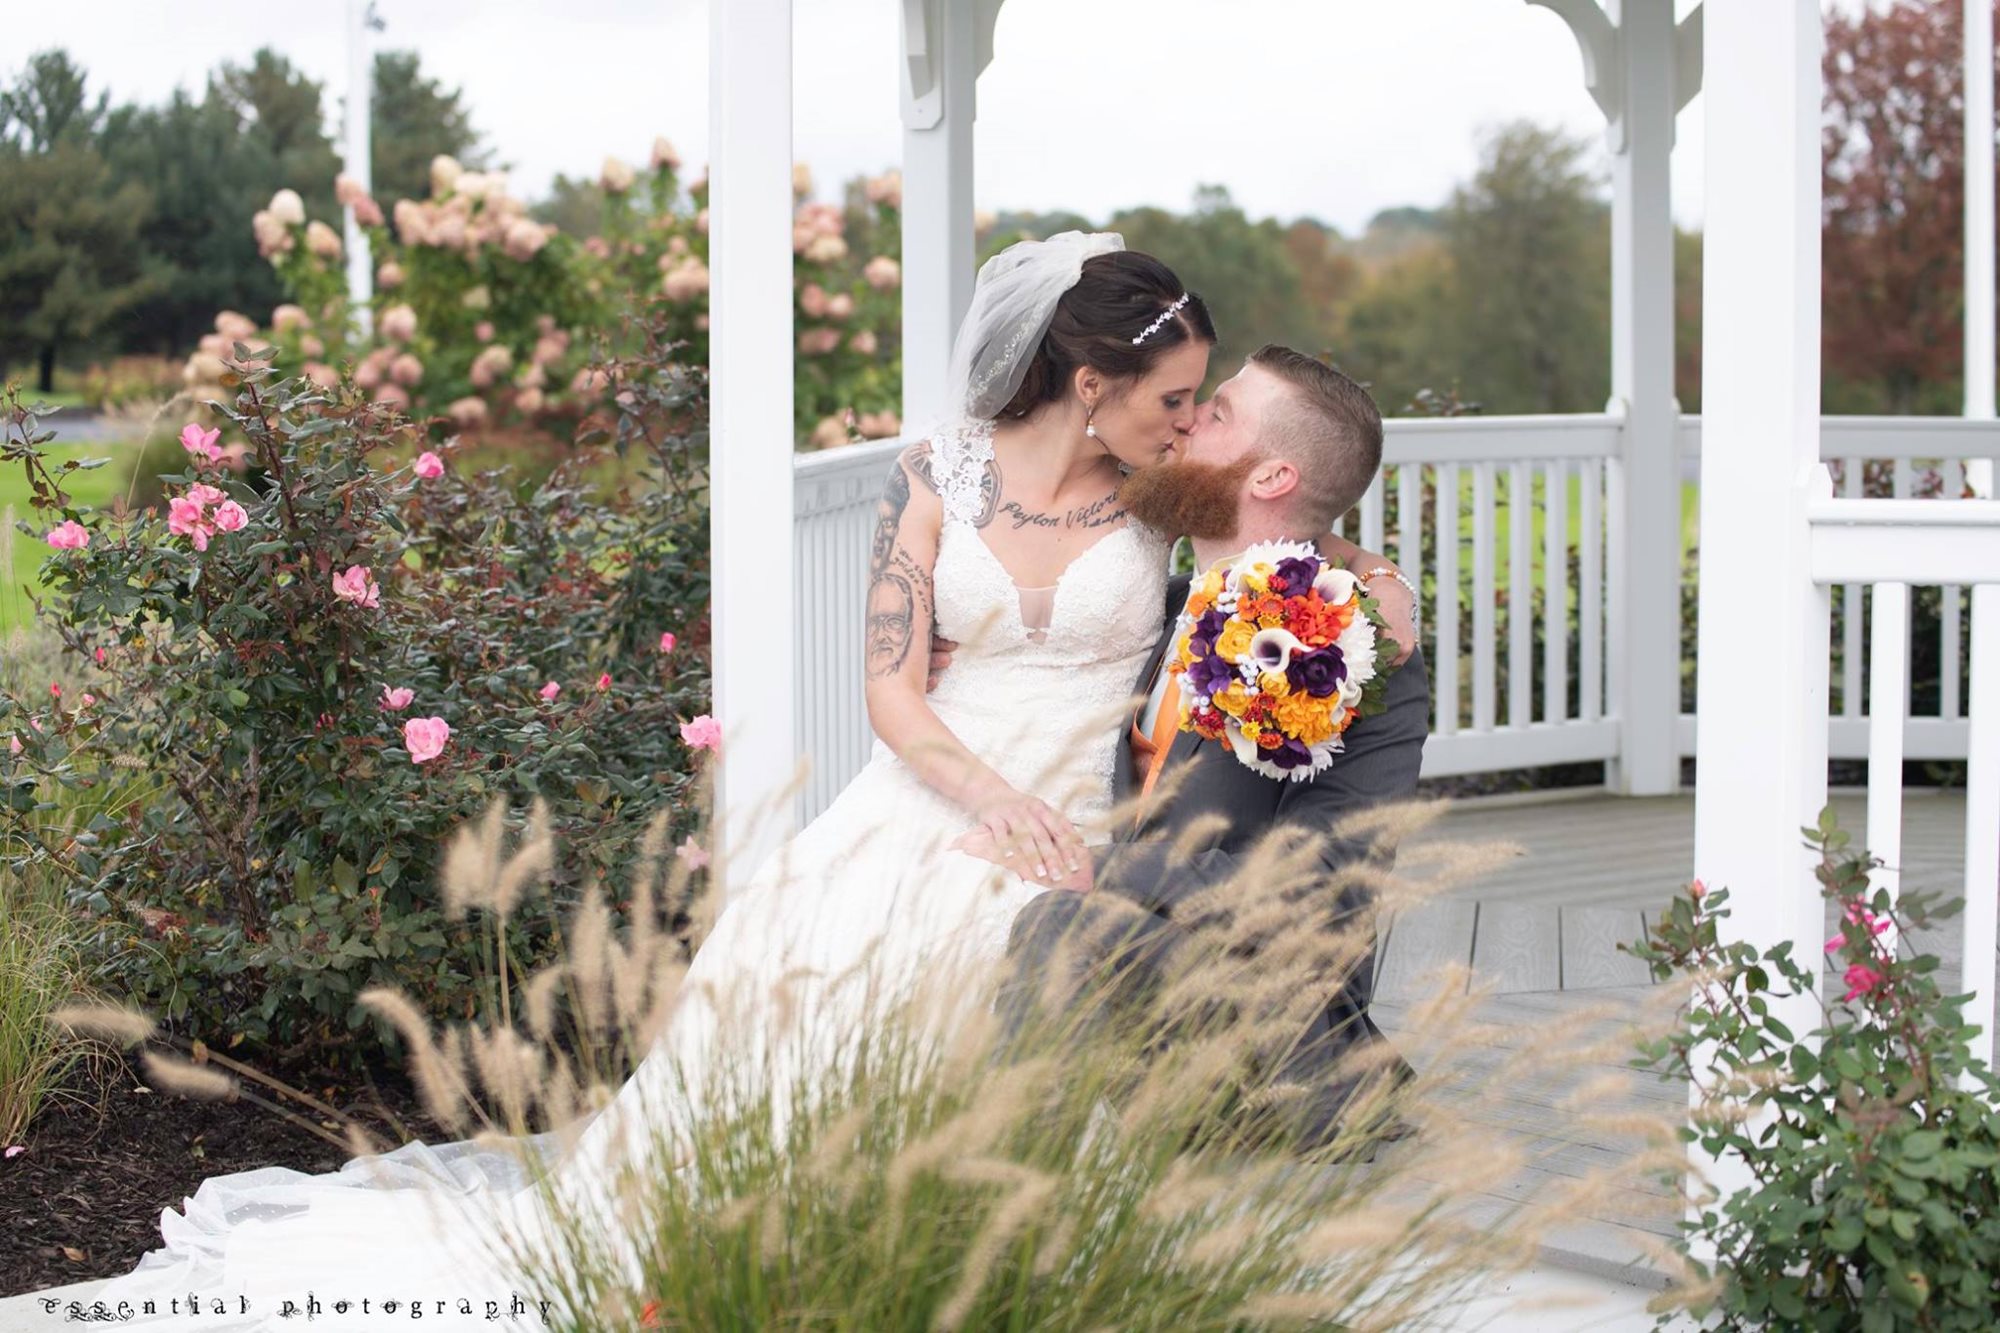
[1530,0,1694,794]
[1966,0,1995,499]
[898,0,1003,429]
[1691,0,1830,1206]
[343,0,375,338]
[709,0,798,890]
[1608,0,1691,795]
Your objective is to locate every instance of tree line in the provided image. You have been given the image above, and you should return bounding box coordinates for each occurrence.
[3,0,1989,416]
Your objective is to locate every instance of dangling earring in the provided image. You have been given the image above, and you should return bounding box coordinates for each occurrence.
[1084,402,1099,441]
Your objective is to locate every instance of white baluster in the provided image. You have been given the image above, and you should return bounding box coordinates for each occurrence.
[1473,464,1497,733]
[1962,583,2000,1080]
[1866,584,1908,938]
[1581,459,1604,723]
[1437,464,1461,736]
[1510,461,1533,728]
[1544,460,1569,725]
[1842,460,1863,719]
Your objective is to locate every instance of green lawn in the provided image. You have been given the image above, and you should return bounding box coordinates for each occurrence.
[1,441,136,635]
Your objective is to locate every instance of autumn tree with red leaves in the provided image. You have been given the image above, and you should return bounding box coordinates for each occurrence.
[1823,0,2000,412]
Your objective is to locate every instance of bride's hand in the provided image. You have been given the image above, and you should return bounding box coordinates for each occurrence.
[967,784,1086,881]
[952,826,1093,891]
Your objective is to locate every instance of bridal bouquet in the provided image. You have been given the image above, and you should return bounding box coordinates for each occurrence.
[1165,539,1393,781]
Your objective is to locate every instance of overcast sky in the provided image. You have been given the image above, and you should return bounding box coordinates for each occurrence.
[8,0,1710,235]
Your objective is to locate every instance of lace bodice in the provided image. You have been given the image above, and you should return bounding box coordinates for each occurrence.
[877,417,1171,841]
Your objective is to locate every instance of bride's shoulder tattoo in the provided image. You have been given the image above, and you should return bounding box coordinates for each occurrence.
[902,440,939,494]
[968,456,1002,528]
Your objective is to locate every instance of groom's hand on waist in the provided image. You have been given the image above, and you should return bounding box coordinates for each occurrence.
[926,633,958,692]
[952,827,1094,892]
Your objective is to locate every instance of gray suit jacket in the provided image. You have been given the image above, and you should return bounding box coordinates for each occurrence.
[1005,566,1431,1147]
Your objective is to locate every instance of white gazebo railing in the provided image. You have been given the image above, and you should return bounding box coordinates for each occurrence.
[789,415,2000,823]
[1808,494,2000,1072]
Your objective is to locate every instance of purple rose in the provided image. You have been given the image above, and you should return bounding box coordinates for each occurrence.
[1272,555,1320,596]
[1267,737,1315,770]
[1287,645,1347,698]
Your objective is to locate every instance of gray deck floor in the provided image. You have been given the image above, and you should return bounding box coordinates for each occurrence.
[1371,789,1993,1280]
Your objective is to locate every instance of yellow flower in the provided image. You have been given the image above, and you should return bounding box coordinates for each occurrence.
[1199,568,1226,599]
[1259,671,1291,698]
[1215,619,1256,662]
[1240,570,1269,598]
[1212,681,1252,717]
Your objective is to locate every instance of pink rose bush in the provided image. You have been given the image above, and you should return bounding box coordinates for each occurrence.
[0,351,712,1068]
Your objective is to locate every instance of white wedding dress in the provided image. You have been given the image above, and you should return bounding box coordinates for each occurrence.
[88,416,1170,1331]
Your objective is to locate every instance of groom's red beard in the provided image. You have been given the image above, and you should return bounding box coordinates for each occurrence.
[1117,451,1263,542]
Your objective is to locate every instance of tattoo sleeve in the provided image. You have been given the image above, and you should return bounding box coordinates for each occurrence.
[866,547,933,680]
[865,453,936,680]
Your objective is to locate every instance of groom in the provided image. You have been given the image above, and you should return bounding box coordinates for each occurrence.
[941,345,1429,1153]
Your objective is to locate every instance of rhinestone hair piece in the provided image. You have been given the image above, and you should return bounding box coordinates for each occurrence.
[1131,292,1192,346]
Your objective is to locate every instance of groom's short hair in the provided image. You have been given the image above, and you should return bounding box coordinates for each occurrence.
[1248,345,1384,530]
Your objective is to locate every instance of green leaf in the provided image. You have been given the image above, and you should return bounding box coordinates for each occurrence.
[226,689,249,708]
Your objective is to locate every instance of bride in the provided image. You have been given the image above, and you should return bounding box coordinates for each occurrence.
[89,232,1401,1329]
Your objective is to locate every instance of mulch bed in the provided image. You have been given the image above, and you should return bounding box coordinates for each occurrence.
[0,1051,451,1299]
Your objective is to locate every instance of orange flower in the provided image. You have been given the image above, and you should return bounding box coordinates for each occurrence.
[1274,690,1338,745]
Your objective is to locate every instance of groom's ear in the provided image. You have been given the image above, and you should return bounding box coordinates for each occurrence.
[1247,457,1301,505]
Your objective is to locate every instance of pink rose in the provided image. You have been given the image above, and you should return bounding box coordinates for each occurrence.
[390,353,425,387]
[799,284,830,319]
[826,293,855,321]
[679,714,722,752]
[658,631,677,653]
[167,495,214,551]
[187,483,228,508]
[211,500,248,532]
[849,330,879,357]
[675,836,710,870]
[473,321,495,343]
[1841,963,1886,1003]
[45,519,90,550]
[413,451,445,479]
[94,647,106,666]
[596,672,612,691]
[180,423,223,462]
[332,565,381,609]
[538,681,560,702]
[403,716,451,764]
[7,735,19,755]
[379,684,415,711]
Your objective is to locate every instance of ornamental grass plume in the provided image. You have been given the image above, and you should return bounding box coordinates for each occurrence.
[169,752,1669,1332]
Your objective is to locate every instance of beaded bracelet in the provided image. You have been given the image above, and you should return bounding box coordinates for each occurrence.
[1360,565,1422,634]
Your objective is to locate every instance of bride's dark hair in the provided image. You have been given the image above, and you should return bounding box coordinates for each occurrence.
[997,250,1217,420]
